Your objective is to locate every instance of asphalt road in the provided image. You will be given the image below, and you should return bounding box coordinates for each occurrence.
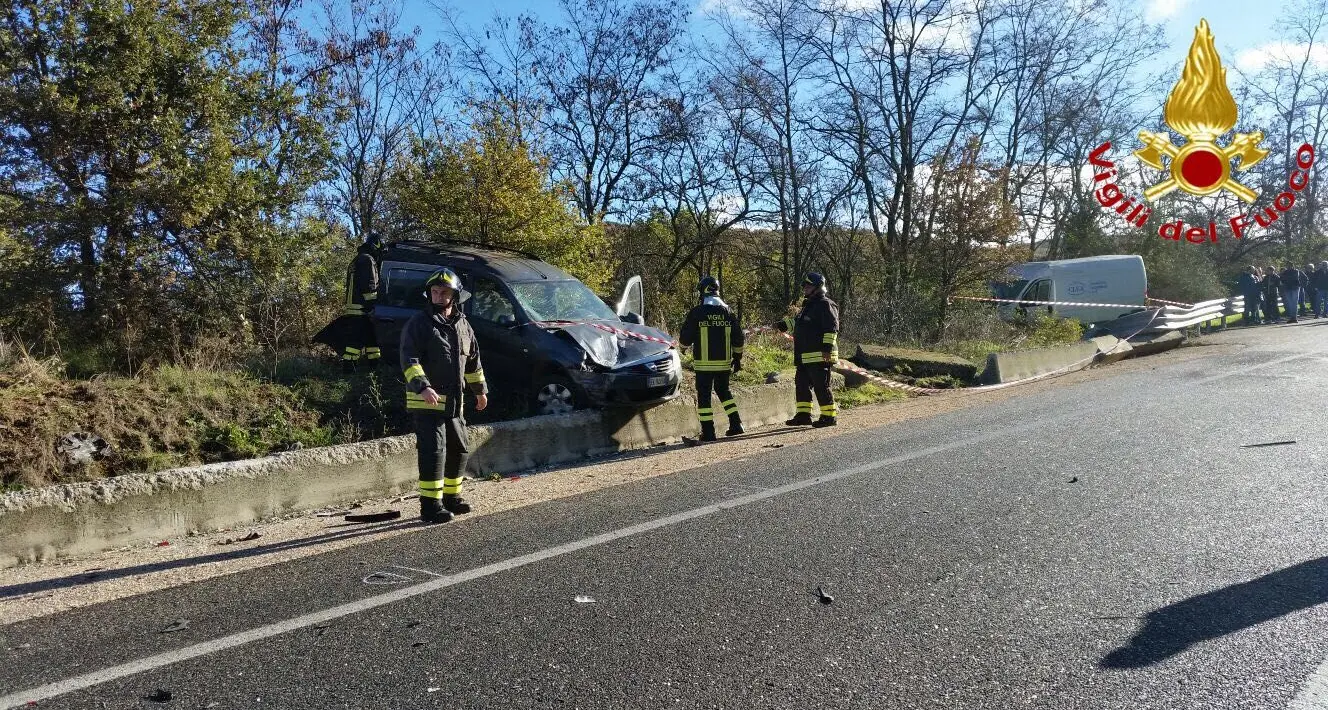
[4,322,1328,709]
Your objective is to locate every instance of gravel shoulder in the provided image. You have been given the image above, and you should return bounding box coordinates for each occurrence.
[0,340,1234,625]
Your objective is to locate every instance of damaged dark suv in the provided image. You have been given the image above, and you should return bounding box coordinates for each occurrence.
[369,240,682,416]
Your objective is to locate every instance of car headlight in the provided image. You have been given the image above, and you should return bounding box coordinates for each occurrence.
[670,348,682,374]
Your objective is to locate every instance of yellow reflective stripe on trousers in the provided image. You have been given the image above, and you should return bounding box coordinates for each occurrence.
[796,402,813,413]
[693,360,731,372]
[823,333,838,345]
[464,370,485,384]
[800,352,837,364]
[721,399,738,414]
[364,347,380,360]
[442,477,462,495]
[419,479,444,499]
[403,364,426,382]
[821,403,839,417]
[696,407,714,422]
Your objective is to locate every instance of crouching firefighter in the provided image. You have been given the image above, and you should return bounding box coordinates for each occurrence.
[680,276,745,443]
[775,272,840,428]
[340,232,384,372]
[401,268,489,524]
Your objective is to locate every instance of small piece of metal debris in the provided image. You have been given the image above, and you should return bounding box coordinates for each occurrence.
[412,640,428,647]
[160,620,190,634]
[574,595,596,604]
[765,443,785,449]
[144,689,173,703]
[427,688,442,693]
[816,587,834,605]
[1240,440,1297,448]
[1068,476,1079,483]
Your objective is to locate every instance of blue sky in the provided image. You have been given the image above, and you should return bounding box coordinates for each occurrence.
[400,0,1295,76]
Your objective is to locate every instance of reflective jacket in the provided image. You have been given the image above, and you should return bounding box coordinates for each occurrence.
[400,308,486,417]
[777,294,840,366]
[679,297,745,372]
[343,246,379,316]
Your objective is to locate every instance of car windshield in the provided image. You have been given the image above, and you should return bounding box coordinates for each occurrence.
[511,280,617,323]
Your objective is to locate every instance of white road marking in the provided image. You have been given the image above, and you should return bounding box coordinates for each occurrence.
[1290,658,1328,709]
[0,422,1040,709]
[1194,353,1316,384]
[391,564,444,578]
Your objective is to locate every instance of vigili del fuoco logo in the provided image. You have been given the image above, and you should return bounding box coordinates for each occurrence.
[1087,19,1315,244]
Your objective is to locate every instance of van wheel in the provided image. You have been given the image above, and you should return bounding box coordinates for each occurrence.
[530,375,582,416]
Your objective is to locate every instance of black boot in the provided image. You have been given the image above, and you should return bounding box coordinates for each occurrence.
[699,421,717,442]
[725,414,744,437]
[420,497,453,524]
[443,494,472,515]
[812,416,838,428]
[785,413,813,426]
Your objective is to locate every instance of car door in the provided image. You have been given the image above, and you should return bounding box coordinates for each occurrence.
[1017,279,1054,318]
[374,262,436,361]
[459,272,532,410]
[615,275,645,324]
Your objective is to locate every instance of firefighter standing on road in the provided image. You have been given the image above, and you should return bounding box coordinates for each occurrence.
[776,272,840,428]
[340,232,384,372]
[401,268,488,524]
[679,276,745,443]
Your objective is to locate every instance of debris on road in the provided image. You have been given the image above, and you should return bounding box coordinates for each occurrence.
[217,531,261,545]
[574,595,596,604]
[343,510,401,524]
[159,620,190,634]
[155,541,170,547]
[765,443,785,449]
[143,688,173,703]
[1240,440,1297,448]
[1069,476,1079,483]
[815,586,834,605]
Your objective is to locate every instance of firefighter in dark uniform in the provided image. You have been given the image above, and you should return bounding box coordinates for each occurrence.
[400,268,488,524]
[776,272,840,428]
[341,232,383,372]
[679,276,745,443]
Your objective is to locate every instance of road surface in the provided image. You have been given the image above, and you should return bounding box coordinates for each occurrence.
[3,323,1328,709]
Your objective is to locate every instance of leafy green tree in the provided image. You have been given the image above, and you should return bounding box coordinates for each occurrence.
[388,109,610,291]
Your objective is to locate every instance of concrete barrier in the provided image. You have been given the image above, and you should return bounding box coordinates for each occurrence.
[0,380,796,568]
[979,341,1101,384]
[1090,335,1133,365]
[1125,330,1185,358]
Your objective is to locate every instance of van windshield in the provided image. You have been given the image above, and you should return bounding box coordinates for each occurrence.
[992,279,1029,300]
[511,280,617,323]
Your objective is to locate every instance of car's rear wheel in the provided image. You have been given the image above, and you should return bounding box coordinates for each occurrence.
[531,374,582,416]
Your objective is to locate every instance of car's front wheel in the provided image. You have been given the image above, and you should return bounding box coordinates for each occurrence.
[530,374,583,416]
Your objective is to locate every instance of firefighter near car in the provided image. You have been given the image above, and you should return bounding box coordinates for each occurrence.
[776,272,841,428]
[400,268,490,524]
[312,232,384,372]
[679,276,745,444]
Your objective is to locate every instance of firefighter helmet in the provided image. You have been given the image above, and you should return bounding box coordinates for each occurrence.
[803,272,827,295]
[698,276,720,296]
[423,268,469,304]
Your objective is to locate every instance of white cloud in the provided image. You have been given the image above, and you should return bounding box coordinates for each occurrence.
[1145,0,1193,23]
[1236,42,1328,72]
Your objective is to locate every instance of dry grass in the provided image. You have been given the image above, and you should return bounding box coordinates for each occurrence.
[0,336,331,490]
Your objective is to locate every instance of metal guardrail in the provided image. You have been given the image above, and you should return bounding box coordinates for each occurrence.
[1142,294,1293,334]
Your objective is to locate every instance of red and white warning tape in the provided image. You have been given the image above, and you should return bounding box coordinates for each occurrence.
[949,295,1152,310]
[1147,297,1193,308]
[531,320,681,348]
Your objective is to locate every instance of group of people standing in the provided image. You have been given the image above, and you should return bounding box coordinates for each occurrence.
[1238,262,1328,324]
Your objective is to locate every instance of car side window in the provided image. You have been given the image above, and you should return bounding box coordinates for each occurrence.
[385,267,435,308]
[468,277,518,324]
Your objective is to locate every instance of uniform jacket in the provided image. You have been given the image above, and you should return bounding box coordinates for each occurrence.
[679,296,745,372]
[343,245,379,316]
[400,308,487,417]
[777,293,840,366]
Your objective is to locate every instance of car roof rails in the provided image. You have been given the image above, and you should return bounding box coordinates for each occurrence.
[388,237,543,263]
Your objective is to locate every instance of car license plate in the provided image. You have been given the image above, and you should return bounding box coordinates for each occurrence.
[647,375,668,388]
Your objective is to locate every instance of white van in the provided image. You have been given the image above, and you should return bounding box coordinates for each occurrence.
[991,255,1148,325]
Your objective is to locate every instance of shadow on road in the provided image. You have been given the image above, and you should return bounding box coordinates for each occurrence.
[1100,556,1328,669]
[0,518,416,600]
